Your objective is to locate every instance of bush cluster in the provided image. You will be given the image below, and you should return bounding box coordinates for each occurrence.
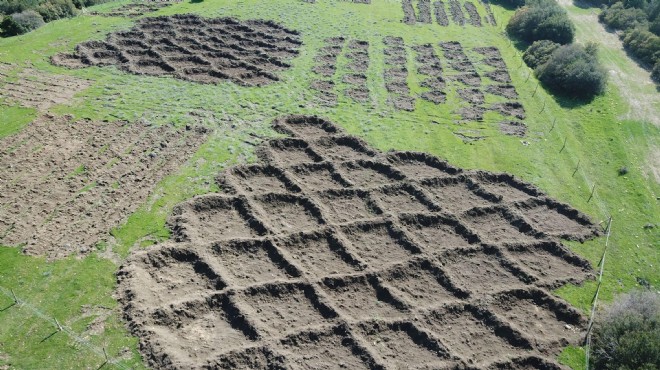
[0,9,43,36]
[1,0,107,37]
[506,0,575,45]
[506,0,607,99]
[598,0,660,81]
[591,290,660,370]
[536,43,607,97]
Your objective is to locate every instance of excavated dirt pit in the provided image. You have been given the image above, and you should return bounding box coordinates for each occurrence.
[0,68,90,112]
[118,115,600,369]
[0,115,208,259]
[52,14,301,86]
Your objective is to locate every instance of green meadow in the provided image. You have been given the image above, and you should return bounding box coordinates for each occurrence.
[0,0,658,368]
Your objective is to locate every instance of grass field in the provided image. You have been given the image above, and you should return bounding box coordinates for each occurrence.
[0,0,658,368]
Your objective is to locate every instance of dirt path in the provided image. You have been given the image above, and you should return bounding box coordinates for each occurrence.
[559,0,659,126]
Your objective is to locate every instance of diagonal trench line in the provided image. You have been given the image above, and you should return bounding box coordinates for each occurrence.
[0,285,129,370]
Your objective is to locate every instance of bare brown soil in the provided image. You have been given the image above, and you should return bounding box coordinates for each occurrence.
[89,1,177,18]
[434,1,450,26]
[499,121,528,137]
[464,1,482,27]
[402,0,416,24]
[118,115,599,369]
[0,68,90,112]
[52,15,301,87]
[311,37,344,106]
[448,0,467,26]
[383,38,413,111]
[417,0,433,23]
[0,115,208,259]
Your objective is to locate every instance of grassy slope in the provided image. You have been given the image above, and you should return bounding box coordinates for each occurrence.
[0,0,658,368]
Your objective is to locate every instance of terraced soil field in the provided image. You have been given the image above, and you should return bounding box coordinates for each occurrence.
[118,116,599,369]
[52,14,301,86]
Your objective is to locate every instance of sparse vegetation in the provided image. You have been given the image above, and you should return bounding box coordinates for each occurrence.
[591,290,660,370]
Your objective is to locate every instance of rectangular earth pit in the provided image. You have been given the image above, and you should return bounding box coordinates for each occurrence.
[289,162,351,191]
[400,214,478,253]
[421,306,530,365]
[373,184,439,214]
[275,231,362,278]
[440,250,527,297]
[355,321,452,368]
[211,239,299,287]
[252,193,325,234]
[320,275,408,321]
[278,327,375,369]
[147,295,257,367]
[316,189,382,223]
[380,260,460,308]
[169,195,267,243]
[462,207,539,245]
[340,222,420,266]
[420,178,494,213]
[240,283,337,337]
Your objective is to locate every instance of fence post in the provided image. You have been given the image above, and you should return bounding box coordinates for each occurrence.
[585,216,613,370]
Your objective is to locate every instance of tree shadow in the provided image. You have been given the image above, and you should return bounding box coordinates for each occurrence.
[190,0,204,3]
[540,81,599,108]
[488,0,520,11]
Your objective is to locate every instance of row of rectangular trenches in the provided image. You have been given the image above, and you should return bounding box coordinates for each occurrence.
[122,241,583,369]
[164,194,593,296]
[404,0,491,26]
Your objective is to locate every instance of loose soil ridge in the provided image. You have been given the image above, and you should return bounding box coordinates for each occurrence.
[52,14,301,87]
[118,115,600,369]
[0,115,208,259]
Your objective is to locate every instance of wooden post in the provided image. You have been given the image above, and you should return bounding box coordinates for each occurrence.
[572,160,581,177]
[560,137,568,153]
[10,289,18,304]
[549,117,557,132]
[532,83,539,97]
[525,71,531,82]
[588,184,596,203]
[539,100,546,113]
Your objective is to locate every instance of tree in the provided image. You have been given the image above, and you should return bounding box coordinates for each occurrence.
[535,43,607,98]
[523,39,560,68]
[506,1,574,44]
[0,9,44,36]
[591,291,660,370]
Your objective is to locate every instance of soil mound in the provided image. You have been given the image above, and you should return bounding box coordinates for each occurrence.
[118,115,600,369]
[0,115,208,259]
[51,14,301,86]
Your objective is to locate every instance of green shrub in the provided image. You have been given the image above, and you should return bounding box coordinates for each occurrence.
[535,43,607,98]
[506,1,574,44]
[0,9,43,36]
[591,291,660,370]
[35,0,76,22]
[652,60,660,81]
[622,27,660,65]
[523,39,560,68]
[599,2,648,30]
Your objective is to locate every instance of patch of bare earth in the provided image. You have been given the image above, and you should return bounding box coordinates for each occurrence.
[0,114,208,259]
[0,68,90,112]
[52,14,301,87]
[118,115,600,369]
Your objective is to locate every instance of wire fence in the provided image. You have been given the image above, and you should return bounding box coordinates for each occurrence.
[0,286,128,370]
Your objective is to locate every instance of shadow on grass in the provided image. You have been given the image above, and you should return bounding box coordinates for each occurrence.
[190,0,204,3]
[489,0,521,11]
[540,80,599,109]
